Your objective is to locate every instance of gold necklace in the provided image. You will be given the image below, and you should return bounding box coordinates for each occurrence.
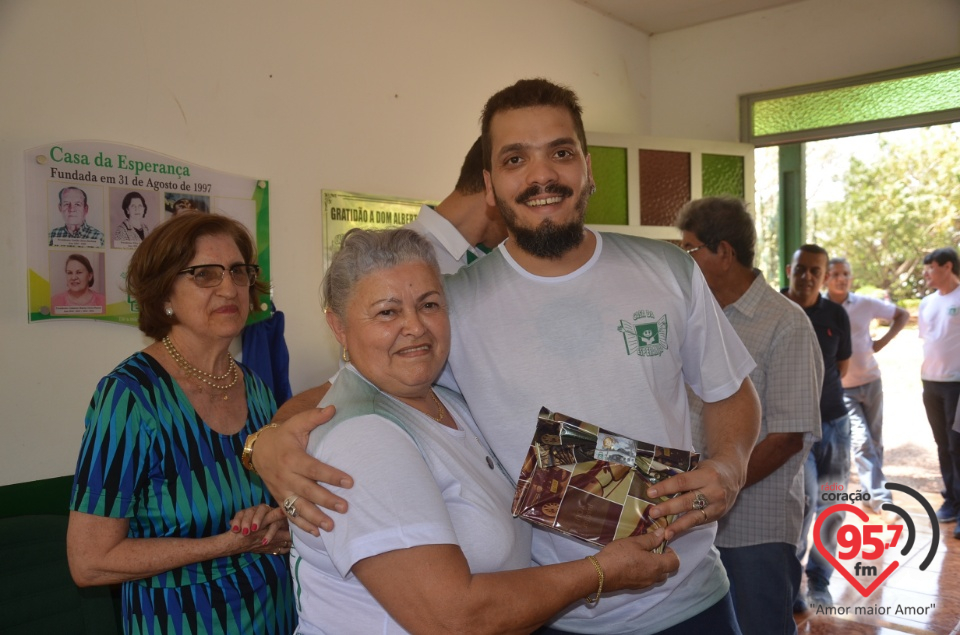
[162,335,239,399]
[430,391,446,423]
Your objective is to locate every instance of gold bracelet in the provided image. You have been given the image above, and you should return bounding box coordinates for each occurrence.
[242,422,278,474]
[585,555,604,604]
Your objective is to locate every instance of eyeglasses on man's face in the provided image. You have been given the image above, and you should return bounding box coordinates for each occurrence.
[684,244,706,255]
[178,264,259,288]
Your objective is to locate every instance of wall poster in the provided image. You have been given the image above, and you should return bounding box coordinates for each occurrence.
[322,190,436,270]
[25,141,270,326]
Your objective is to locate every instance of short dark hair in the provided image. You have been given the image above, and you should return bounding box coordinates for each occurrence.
[675,197,755,268]
[126,212,269,340]
[453,137,485,196]
[480,78,588,172]
[65,253,95,288]
[797,244,829,261]
[121,191,147,218]
[58,186,87,206]
[923,247,960,273]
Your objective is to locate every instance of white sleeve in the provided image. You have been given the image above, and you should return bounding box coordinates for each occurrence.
[869,296,898,321]
[680,268,756,403]
[295,415,459,577]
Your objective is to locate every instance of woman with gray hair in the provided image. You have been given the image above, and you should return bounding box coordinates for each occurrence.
[285,227,678,634]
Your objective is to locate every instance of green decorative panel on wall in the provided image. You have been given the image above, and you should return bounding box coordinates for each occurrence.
[585,145,628,225]
[702,154,744,198]
[751,67,960,138]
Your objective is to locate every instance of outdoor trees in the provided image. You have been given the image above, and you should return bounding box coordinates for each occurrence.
[808,124,960,302]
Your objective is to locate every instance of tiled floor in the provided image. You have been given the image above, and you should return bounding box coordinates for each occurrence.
[794,491,960,634]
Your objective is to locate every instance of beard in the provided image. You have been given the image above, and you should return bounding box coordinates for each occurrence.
[495,182,591,259]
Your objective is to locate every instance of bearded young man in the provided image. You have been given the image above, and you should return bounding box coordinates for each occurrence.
[252,79,761,634]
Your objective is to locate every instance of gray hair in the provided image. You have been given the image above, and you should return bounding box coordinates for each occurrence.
[322,228,441,319]
[675,197,756,268]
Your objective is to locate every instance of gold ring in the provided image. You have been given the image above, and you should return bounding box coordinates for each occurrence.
[699,509,708,523]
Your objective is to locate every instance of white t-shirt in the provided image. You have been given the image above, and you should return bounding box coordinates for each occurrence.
[919,285,960,381]
[291,368,531,635]
[442,230,755,634]
[837,292,898,388]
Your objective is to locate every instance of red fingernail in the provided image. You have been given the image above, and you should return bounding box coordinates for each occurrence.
[251,524,258,532]
[232,525,239,533]
[262,538,268,546]
[242,528,249,535]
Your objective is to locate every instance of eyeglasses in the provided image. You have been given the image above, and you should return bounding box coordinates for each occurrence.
[684,245,706,255]
[178,264,259,288]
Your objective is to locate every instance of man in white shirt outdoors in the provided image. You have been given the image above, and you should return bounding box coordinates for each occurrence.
[824,257,908,523]
[918,247,960,539]
[256,78,763,634]
[678,197,823,635]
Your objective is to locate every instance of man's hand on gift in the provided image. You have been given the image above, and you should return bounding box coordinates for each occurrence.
[646,377,760,540]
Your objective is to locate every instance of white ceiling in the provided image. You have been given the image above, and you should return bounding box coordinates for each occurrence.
[571,0,810,34]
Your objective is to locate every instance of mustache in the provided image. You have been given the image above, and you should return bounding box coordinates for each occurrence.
[515,183,574,205]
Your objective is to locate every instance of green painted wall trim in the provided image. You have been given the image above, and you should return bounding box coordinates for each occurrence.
[0,475,73,520]
[585,145,628,225]
[778,143,805,287]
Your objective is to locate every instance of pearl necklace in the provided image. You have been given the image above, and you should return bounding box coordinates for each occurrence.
[430,391,446,423]
[162,335,239,399]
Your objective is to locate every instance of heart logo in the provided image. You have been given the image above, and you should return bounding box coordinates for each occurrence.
[813,503,900,597]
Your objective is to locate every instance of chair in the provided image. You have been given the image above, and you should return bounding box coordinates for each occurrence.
[0,515,119,634]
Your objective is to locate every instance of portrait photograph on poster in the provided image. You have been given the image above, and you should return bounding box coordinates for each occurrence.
[25,141,270,325]
[164,192,210,217]
[46,251,106,316]
[47,183,105,249]
[110,189,160,249]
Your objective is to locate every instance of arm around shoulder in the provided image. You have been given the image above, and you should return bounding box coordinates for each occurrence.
[249,404,353,534]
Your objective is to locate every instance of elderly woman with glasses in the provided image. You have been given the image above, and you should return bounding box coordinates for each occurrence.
[67,212,296,635]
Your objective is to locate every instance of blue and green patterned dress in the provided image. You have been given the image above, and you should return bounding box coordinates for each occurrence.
[71,352,296,635]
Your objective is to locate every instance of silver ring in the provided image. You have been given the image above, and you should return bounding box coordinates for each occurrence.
[692,491,708,511]
[283,496,300,519]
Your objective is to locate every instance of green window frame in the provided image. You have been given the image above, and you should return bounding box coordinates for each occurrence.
[741,56,960,147]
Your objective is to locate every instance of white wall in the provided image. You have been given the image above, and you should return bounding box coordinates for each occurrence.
[649,0,960,141]
[0,0,650,485]
[6,0,959,487]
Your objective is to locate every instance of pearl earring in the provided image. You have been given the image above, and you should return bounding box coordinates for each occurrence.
[165,307,174,317]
